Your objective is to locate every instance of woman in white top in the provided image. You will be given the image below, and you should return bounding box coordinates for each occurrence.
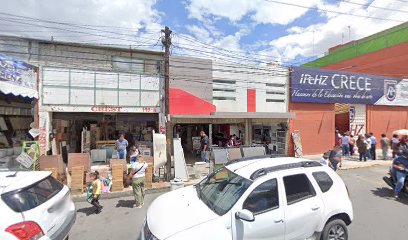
[130,155,148,208]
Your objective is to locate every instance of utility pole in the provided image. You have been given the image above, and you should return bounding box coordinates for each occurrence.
[161,26,172,181]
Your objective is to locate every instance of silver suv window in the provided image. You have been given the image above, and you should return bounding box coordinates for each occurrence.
[243,179,279,215]
[197,167,252,216]
[312,171,334,193]
[283,174,316,205]
[1,176,63,212]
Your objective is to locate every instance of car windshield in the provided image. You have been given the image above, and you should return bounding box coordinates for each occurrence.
[197,166,252,216]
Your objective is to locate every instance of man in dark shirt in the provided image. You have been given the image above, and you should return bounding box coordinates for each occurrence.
[392,150,408,198]
[200,131,210,163]
[329,145,342,171]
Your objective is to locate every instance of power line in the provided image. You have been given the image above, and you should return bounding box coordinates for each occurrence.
[262,0,406,22]
[340,0,408,14]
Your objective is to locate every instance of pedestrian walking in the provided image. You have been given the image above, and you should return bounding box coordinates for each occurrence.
[335,130,342,146]
[392,134,400,158]
[89,171,103,214]
[320,151,333,168]
[329,146,342,171]
[131,156,148,208]
[200,131,210,163]
[116,133,128,159]
[349,134,355,156]
[369,133,377,160]
[356,135,367,162]
[392,150,408,199]
[341,133,350,156]
[380,134,390,160]
[366,134,372,160]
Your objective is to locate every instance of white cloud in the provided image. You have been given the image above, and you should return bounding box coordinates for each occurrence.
[0,0,162,47]
[264,0,408,64]
[186,0,321,25]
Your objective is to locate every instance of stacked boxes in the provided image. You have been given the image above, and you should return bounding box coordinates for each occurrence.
[71,166,85,194]
[111,164,124,192]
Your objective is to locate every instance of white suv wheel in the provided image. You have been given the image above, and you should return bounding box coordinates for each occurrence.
[322,219,348,240]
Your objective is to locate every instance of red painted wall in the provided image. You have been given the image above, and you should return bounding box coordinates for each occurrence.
[366,105,408,141]
[170,88,216,115]
[289,102,335,156]
[247,89,256,112]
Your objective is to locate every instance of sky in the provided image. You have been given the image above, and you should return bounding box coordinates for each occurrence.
[0,0,407,66]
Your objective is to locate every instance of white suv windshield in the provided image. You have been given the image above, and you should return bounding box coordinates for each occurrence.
[197,167,252,216]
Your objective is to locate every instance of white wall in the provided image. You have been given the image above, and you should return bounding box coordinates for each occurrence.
[212,62,288,113]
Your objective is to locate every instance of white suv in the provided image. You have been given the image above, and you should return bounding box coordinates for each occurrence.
[142,157,353,240]
[0,171,76,240]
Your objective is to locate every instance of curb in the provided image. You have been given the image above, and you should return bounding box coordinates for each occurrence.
[71,186,170,202]
[337,162,390,171]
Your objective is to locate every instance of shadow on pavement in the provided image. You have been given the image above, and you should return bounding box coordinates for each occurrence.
[116,199,135,208]
[371,187,408,205]
[77,206,97,216]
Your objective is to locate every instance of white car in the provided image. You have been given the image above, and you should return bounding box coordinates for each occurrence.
[0,171,76,240]
[142,157,353,240]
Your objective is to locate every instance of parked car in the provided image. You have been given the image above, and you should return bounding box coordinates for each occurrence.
[0,171,76,240]
[142,157,353,240]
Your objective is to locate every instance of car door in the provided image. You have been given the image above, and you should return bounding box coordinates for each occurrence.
[280,170,324,240]
[232,176,285,240]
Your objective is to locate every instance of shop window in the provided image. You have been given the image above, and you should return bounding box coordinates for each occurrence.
[213,79,236,85]
[213,97,236,101]
[112,56,144,73]
[266,99,285,103]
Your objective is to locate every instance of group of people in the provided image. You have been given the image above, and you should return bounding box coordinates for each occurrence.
[87,133,149,214]
[336,131,408,162]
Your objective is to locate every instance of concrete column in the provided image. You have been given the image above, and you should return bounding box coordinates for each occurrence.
[209,124,213,146]
[186,126,193,151]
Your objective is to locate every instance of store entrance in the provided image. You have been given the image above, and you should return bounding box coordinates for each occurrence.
[335,103,350,135]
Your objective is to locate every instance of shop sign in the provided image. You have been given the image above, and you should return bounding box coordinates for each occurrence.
[91,106,123,112]
[290,67,408,106]
[0,53,37,90]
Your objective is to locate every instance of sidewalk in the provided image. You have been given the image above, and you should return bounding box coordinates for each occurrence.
[72,154,391,201]
[303,153,392,170]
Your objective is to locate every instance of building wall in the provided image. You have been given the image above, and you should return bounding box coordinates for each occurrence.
[289,102,335,156]
[212,62,288,113]
[170,56,213,103]
[366,105,408,141]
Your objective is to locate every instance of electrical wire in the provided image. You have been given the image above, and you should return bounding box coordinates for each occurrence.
[340,0,408,14]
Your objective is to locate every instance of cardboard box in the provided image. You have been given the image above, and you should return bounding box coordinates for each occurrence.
[38,155,65,174]
[109,159,127,172]
[68,153,91,172]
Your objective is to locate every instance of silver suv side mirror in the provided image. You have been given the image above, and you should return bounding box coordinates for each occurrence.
[235,209,255,222]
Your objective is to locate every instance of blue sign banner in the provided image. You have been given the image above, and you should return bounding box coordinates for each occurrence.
[290,67,407,105]
[0,53,37,90]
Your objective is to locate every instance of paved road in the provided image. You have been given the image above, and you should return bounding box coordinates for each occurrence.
[70,165,408,240]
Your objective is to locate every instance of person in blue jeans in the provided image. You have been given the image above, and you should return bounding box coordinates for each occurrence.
[392,150,408,199]
[200,131,210,163]
[341,133,350,156]
[116,134,128,159]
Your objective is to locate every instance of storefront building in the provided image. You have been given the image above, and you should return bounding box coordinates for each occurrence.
[289,66,408,155]
[170,56,293,162]
[292,22,408,155]
[0,52,38,168]
[0,35,164,160]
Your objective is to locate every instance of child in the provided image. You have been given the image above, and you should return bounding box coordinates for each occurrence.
[320,151,333,168]
[89,171,103,214]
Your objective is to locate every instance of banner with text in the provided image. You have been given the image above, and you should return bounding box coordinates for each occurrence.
[290,67,408,106]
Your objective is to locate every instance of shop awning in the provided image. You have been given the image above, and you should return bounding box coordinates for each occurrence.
[0,53,38,99]
[172,112,295,119]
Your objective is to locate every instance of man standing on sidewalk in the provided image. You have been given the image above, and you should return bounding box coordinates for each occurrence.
[380,134,390,160]
[200,131,210,163]
[341,133,350,157]
[370,133,377,160]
